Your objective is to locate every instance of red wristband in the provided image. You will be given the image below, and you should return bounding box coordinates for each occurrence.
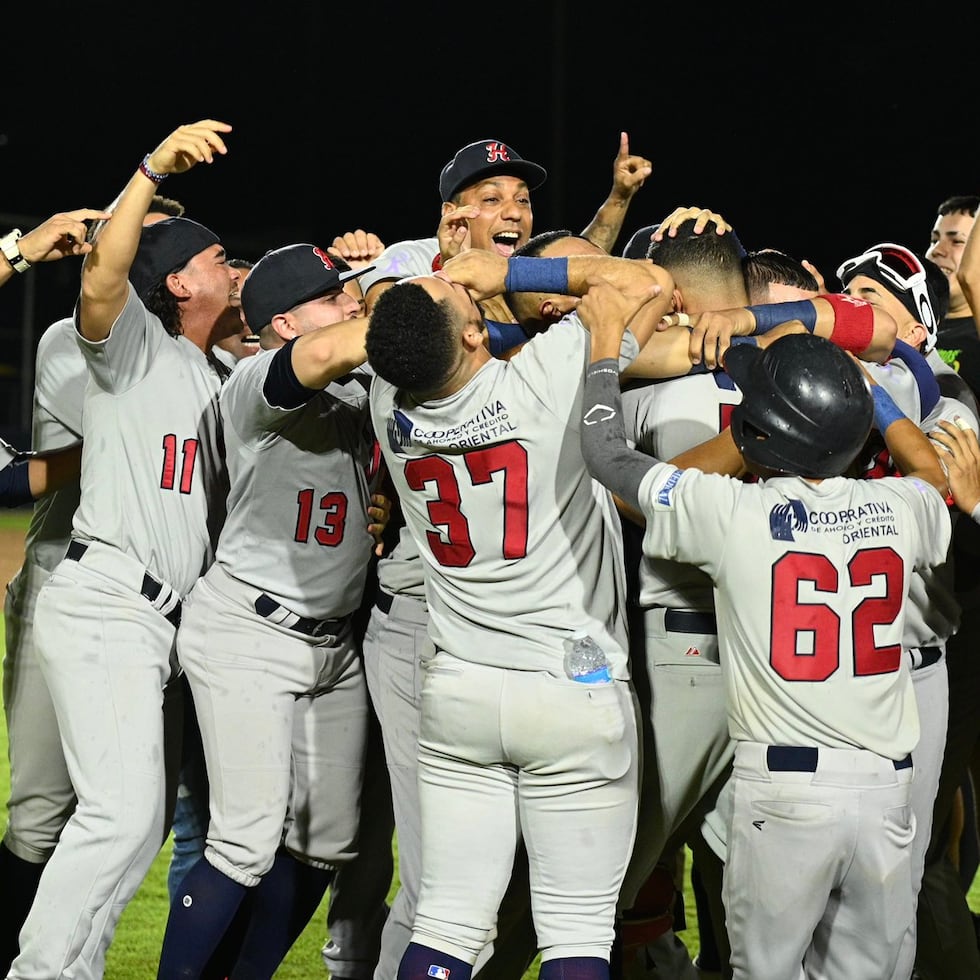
[823,293,874,353]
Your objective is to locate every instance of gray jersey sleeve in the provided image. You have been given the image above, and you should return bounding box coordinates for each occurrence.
[358,238,440,295]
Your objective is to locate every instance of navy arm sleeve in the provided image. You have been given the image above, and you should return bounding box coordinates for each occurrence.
[262,338,321,410]
[0,460,34,508]
[888,339,941,417]
[580,358,659,511]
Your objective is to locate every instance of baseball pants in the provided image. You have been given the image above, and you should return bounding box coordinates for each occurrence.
[177,562,369,885]
[362,592,537,980]
[10,545,182,979]
[3,562,73,863]
[725,741,915,980]
[411,650,639,965]
[619,606,731,912]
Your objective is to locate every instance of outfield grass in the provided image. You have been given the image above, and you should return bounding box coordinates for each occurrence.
[0,505,977,976]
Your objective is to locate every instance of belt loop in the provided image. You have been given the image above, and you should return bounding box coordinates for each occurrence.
[375,588,395,616]
[909,646,942,670]
[66,539,88,562]
[254,593,299,629]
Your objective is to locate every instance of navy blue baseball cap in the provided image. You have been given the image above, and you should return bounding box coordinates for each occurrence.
[241,244,374,329]
[438,139,547,202]
[130,217,220,302]
[622,224,661,260]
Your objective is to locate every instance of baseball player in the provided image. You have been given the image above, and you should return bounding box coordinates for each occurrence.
[825,243,975,980]
[354,137,653,980]
[363,246,676,980]
[689,243,976,979]
[359,132,651,318]
[845,243,977,417]
[0,192,207,979]
[350,137,550,980]
[155,242,389,978]
[579,274,952,980]
[6,120,239,980]
[601,215,900,979]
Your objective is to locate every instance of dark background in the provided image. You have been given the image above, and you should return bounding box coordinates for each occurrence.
[2,3,979,439]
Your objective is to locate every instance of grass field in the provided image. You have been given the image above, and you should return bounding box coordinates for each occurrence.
[0,507,978,976]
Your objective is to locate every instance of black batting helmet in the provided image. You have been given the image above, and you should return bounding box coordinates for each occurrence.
[724,334,873,478]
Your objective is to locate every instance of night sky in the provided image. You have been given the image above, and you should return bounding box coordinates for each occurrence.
[2,3,978,436]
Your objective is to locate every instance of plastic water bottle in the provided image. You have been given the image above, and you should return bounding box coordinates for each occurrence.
[563,634,612,684]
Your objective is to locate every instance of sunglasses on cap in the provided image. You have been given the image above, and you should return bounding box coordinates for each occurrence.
[836,243,934,329]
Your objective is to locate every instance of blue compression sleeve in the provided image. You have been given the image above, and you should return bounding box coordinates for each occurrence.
[504,257,569,294]
[746,300,817,334]
[581,358,657,510]
[484,319,530,356]
[872,384,907,432]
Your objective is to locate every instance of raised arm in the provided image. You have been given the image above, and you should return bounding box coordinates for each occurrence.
[853,358,949,495]
[626,292,898,379]
[440,249,673,345]
[0,209,111,287]
[579,132,653,254]
[79,119,231,342]
[289,316,371,389]
[577,279,743,509]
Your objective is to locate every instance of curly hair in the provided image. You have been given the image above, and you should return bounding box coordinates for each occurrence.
[142,278,183,337]
[366,281,458,395]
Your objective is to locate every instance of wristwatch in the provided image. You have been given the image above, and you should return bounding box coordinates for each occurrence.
[0,229,31,273]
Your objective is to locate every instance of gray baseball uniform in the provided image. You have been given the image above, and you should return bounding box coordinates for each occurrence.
[9,285,227,980]
[359,527,432,980]
[3,317,83,868]
[689,351,974,977]
[359,230,539,978]
[630,457,949,979]
[342,231,538,980]
[815,364,978,980]
[617,370,742,912]
[176,349,376,886]
[321,707,394,980]
[370,314,641,967]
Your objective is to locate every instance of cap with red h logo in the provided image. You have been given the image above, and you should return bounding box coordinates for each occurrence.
[438,139,547,202]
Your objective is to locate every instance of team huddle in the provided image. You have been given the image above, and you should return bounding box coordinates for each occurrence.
[1,117,980,980]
